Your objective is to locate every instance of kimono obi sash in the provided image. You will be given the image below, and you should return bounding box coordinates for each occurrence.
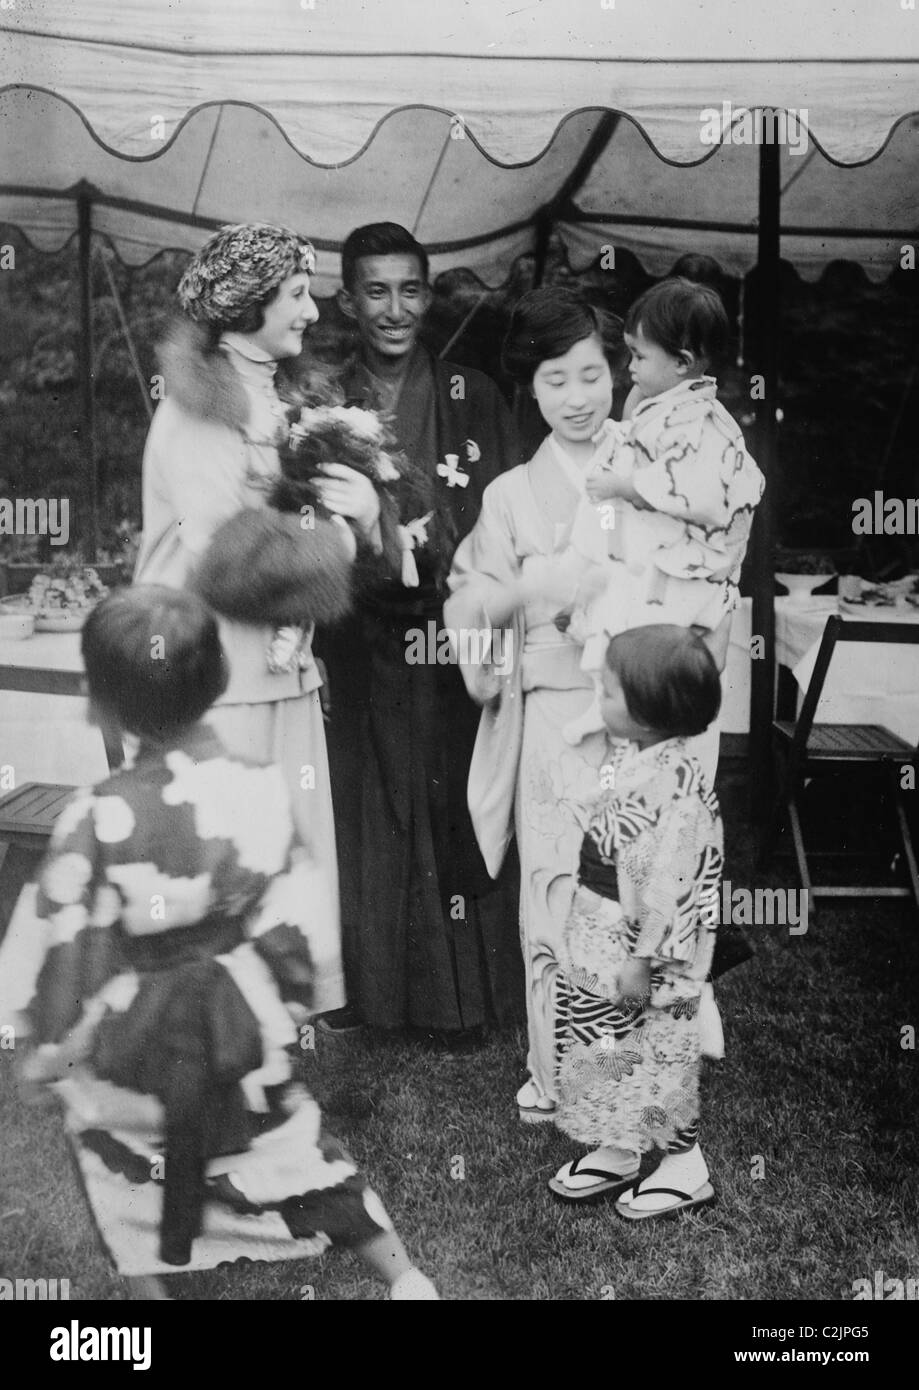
[118,914,248,972]
[521,623,593,695]
[578,833,620,900]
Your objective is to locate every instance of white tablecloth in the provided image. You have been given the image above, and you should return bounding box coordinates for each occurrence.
[4,601,919,785]
[725,596,919,743]
[0,631,109,787]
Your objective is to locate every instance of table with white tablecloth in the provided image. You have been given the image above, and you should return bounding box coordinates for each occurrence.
[0,631,110,787]
[723,596,919,742]
[3,599,919,788]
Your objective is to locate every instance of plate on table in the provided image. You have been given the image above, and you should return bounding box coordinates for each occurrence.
[838,575,919,620]
[34,610,93,632]
[0,594,93,632]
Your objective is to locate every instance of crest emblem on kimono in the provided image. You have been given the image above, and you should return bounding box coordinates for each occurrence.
[436,453,470,488]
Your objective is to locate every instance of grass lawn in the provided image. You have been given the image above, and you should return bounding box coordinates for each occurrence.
[2,760,918,1301]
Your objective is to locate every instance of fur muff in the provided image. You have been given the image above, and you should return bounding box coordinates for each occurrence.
[193,509,354,628]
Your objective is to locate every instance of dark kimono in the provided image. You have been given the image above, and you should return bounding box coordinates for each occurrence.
[315,343,524,1031]
[6,726,389,1273]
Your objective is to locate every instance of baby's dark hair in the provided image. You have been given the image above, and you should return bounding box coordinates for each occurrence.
[624,277,729,368]
[82,585,228,741]
[606,624,721,738]
[502,287,611,386]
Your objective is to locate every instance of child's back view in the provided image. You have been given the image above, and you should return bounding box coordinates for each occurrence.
[4,585,437,1297]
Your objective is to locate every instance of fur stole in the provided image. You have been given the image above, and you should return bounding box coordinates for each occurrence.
[156,317,302,431]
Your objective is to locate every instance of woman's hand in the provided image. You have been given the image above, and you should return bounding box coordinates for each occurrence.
[314,464,381,539]
[617,956,651,1003]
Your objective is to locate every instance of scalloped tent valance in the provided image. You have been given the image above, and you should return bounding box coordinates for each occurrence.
[1,0,919,289]
[2,0,919,165]
[1,96,918,293]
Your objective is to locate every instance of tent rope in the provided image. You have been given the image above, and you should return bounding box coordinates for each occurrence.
[99,249,154,421]
[412,128,453,237]
[192,106,225,220]
[437,287,491,360]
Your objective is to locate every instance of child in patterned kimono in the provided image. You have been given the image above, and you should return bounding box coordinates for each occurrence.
[550,625,723,1220]
[8,585,437,1297]
[560,278,764,746]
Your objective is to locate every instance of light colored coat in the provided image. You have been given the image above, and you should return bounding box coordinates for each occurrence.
[134,323,342,705]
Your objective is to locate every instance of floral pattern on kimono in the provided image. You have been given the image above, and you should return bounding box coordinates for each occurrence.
[555,737,723,1153]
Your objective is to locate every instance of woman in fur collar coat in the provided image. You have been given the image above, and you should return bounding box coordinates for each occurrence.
[134,224,376,964]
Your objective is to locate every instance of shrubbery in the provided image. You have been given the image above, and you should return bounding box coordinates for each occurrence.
[1,232,917,566]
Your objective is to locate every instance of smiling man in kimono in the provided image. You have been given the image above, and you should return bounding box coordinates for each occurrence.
[315,222,522,1046]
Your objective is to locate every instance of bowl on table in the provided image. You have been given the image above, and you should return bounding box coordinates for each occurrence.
[33,608,93,632]
[20,565,109,632]
[0,597,36,639]
[775,572,833,603]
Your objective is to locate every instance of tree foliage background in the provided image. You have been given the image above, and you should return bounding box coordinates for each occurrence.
[1,229,918,571]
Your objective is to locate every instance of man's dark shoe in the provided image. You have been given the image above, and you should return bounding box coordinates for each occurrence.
[317,1004,365,1034]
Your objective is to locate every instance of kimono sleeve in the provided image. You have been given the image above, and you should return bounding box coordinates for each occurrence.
[445,476,521,703]
[631,794,720,967]
[27,792,121,1043]
[632,415,764,534]
[245,848,343,1016]
[473,374,523,487]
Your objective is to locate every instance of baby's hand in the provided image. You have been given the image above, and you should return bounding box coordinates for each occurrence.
[617,956,652,1003]
[585,469,622,504]
[591,418,624,454]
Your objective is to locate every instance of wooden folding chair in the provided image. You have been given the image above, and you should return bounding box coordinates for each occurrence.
[761,615,919,914]
[0,666,123,938]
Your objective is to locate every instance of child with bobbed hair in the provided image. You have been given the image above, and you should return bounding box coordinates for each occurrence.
[5,585,438,1297]
[560,277,763,756]
[549,624,724,1220]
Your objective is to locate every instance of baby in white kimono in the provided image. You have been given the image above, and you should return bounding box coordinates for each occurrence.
[561,278,765,745]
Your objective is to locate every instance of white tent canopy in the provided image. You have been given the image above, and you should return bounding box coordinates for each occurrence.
[2,0,918,163]
[2,0,918,289]
[3,89,919,290]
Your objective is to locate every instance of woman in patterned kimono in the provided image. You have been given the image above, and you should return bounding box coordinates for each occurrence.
[445,289,621,1122]
[447,289,736,1126]
[547,625,723,1219]
[1,588,438,1297]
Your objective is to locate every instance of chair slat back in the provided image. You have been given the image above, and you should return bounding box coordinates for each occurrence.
[791,615,919,761]
[0,665,124,773]
[833,619,919,646]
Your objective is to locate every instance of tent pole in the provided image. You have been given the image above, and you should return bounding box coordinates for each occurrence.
[749,136,780,818]
[77,182,98,562]
[532,111,621,289]
[532,212,552,288]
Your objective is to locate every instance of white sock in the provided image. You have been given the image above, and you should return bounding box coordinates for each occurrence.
[628,1145,709,1210]
[589,1145,640,1174]
[391,1268,440,1300]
